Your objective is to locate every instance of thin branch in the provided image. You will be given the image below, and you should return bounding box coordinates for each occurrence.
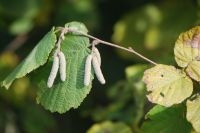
[55,28,68,54]
[67,29,157,65]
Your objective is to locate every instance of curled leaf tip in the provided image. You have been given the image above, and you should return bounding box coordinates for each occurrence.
[174,26,200,81]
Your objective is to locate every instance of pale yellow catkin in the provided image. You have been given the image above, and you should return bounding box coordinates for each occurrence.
[92,55,105,84]
[47,55,59,88]
[84,54,93,86]
[58,51,66,81]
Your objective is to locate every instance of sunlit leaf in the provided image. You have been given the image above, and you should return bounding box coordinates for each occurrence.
[36,22,93,113]
[1,28,56,89]
[87,121,132,133]
[143,64,193,107]
[186,95,200,133]
[174,26,200,81]
[141,105,192,133]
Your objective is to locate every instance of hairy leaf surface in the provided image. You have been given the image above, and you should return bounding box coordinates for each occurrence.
[36,22,93,113]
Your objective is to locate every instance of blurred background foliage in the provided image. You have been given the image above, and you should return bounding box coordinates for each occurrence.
[0,0,199,133]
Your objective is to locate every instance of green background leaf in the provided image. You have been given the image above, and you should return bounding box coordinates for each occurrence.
[36,22,93,113]
[187,95,200,133]
[174,26,200,82]
[112,0,196,64]
[87,121,132,133]
[143,64,193,107]
[90,65,147,132]
[141,105,192,133]
[1,28,57,89]
[21,105,56,133]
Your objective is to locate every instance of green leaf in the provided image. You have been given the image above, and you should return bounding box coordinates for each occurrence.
[36,22,93,113]
[125,64,148,81]
[125,65,147,125]
[65,21,88,33]
[1,28,57,89]
[10,18,33,34]
[91,65,147,132]
[141,105,192,133]
[87,121,132,133]
[174,26,200,81]
[21,105,56,133]
[186,95,200,132]
[143,64,193,107]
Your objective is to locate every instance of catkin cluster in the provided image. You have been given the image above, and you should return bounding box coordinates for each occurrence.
[47,51,66,88]
[47,28,105,88]
[84,47,105,86]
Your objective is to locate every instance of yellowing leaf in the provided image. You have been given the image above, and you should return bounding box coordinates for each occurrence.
[174,26,200,81]
[143,64,193,107]
[191,130,199,133]
[187,95,200,133]
[186,61,200,82]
